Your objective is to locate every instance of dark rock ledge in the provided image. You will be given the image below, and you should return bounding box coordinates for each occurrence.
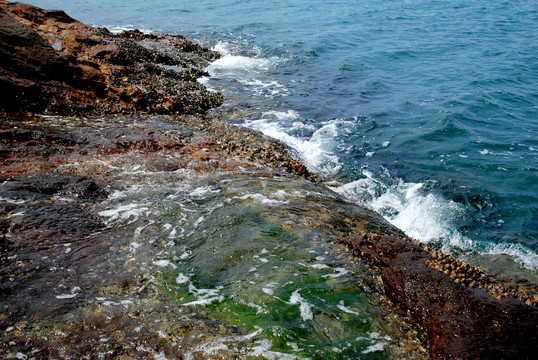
[0,1,536,359]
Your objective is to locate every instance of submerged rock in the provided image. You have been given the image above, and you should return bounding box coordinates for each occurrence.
[0,114,427,358]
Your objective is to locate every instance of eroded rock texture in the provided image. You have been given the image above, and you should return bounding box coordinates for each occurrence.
[338,234,538,359]
[0,0,223,115]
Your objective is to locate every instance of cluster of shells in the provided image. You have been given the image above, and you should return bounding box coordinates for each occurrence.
[214,134,322,183]
[423,245,537,306]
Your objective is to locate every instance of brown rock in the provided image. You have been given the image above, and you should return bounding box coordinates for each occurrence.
[338,234,538,359]
[0,6,79,112]
[0,0,223,115]
[89,43,121,60]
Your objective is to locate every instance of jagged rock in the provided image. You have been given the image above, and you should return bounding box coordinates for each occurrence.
[0,0,223,115]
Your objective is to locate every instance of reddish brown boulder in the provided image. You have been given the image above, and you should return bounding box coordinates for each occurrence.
[339,234,538,359]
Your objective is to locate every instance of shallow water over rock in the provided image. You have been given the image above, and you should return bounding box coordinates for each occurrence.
[0,114,425,359]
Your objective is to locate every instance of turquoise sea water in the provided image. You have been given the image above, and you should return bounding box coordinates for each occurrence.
[27,0,537,272]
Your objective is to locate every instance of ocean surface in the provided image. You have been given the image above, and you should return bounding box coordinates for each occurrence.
[26,0,537,274]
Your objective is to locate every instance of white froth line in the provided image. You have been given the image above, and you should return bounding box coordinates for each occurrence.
[362,342,388,354]
[322,267,349,278]
[55,286,81,300]
[485,243,538,271]
[98,203,149,224]
[262,288,274,295]
[0,197,26,204]
[153,260,177,268]
[288,289,313,321]
[248,339,302,360]
[337,300,360,315]
[55,293,77,299]
[193,328,264,358]
[181,296,224,306]
[176,273,189,284]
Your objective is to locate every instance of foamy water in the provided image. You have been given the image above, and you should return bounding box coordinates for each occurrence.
[202,44,538,271]
[92,168,405,357]
[202,38,538,272]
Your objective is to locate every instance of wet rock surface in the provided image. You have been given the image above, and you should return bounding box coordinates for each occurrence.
[0,2,536,359]
[338,234,538,359]
[0,117,277,358]
[0,114,427,358]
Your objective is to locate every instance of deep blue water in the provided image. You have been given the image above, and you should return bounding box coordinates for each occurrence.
[27,0,538,272]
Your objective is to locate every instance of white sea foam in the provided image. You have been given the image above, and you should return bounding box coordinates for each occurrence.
[208,42,274,74]
[238,79,288,97]
[176,273,190,284]
[337,300,361,315]
[262,288,274,295]
[55,293,77,300]
[197,76,209,84]
[239,299,266,314]
[233,193,288,205]
[105,25,153,34]
[182,296,224,306]
[193,216,205,228]
[263,110,300,121]
[177,280,225,306]
[0,197,26,204]
[188,186,221,199]
[153,260,177,268]
[484,242,538,271]
[358,332,391,354]
[55,287,81,300]
[98,203,149,224]
[323,267,349,278]
[289,289,313,321]
[362,342,388,354]
[243,118,341,175]
[211,55,271,71]
[247,339,301,360]
[154,351,170,360]
[334,170,538,270]
[208,41,289,100]
[130,242,141,253]
[335,171,469,244]
[192,329,266,358]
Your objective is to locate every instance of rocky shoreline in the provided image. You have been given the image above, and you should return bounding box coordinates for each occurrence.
[1,1,537,359]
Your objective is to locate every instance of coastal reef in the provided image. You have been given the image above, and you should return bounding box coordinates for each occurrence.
[0,1,537,359]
